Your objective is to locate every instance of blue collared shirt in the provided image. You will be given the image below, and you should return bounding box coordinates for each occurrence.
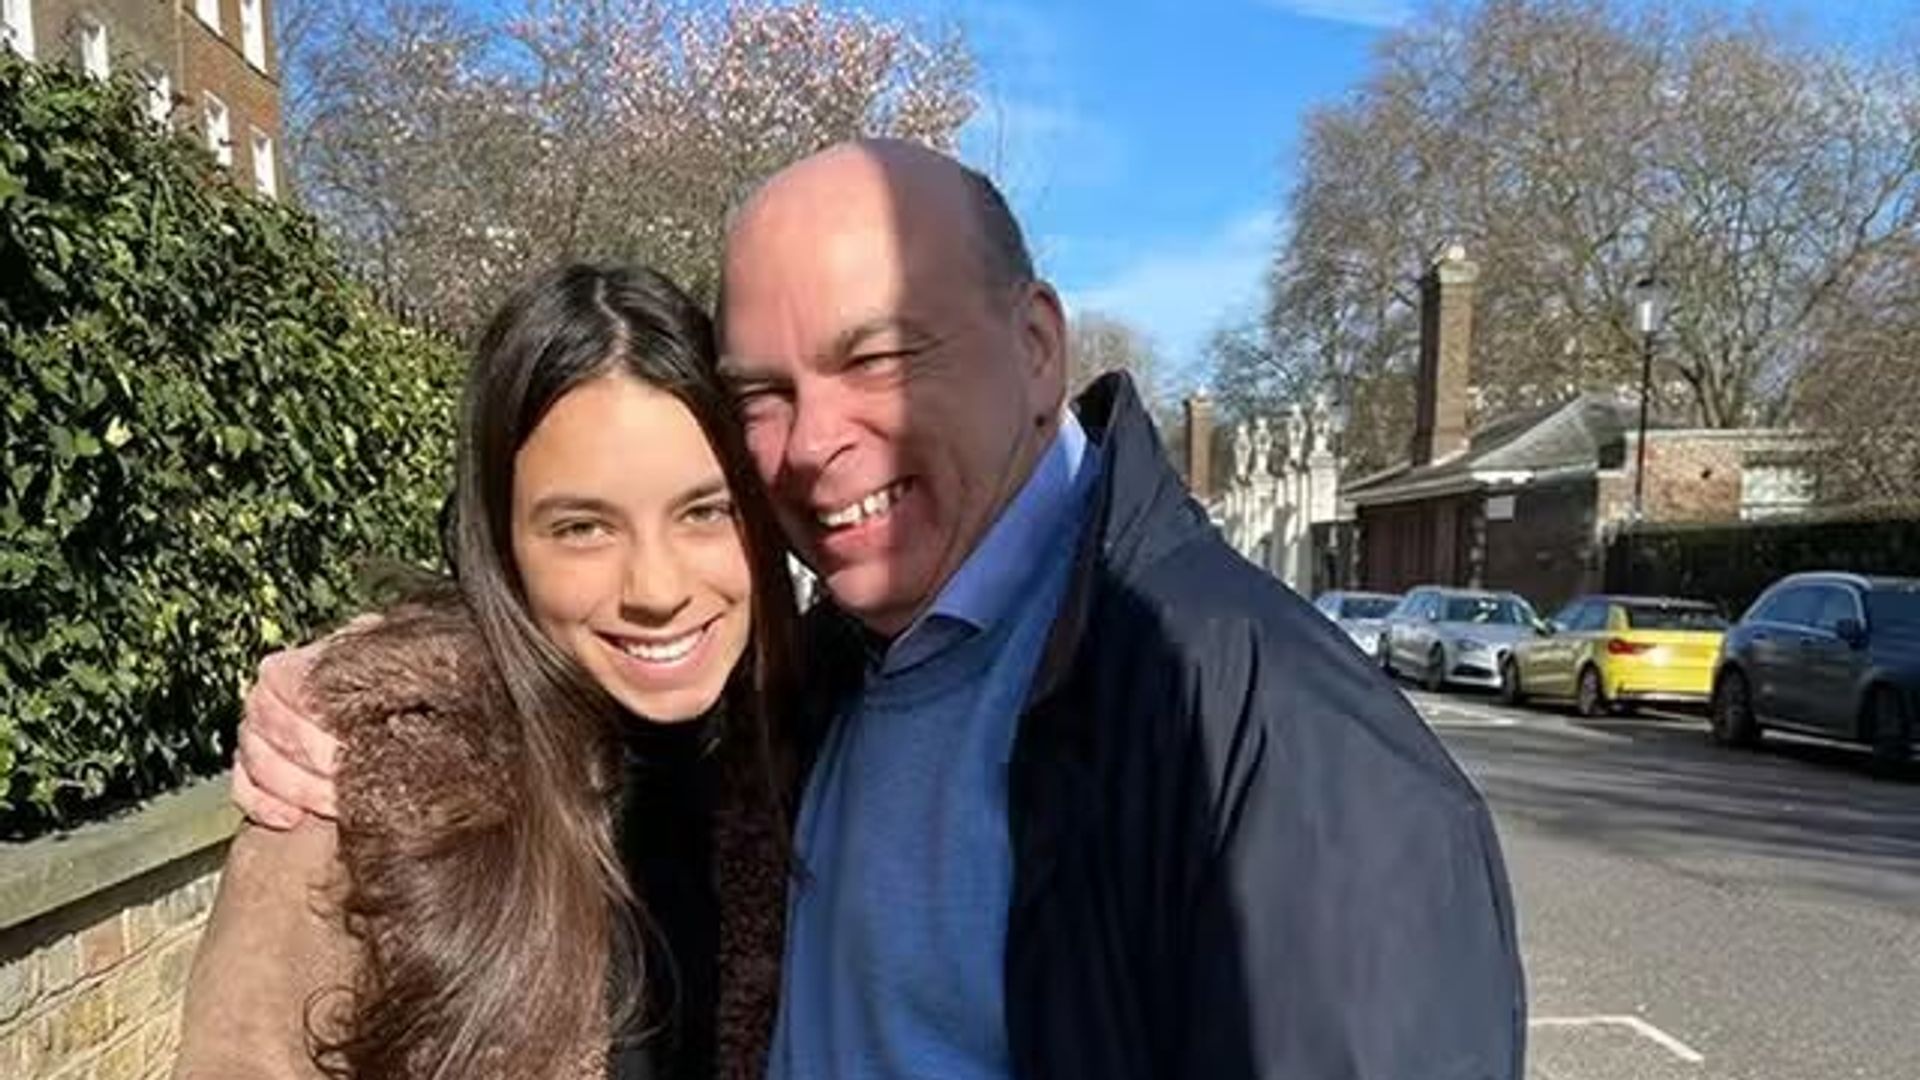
[879,414,1094,675]
[769,413,1100,1080]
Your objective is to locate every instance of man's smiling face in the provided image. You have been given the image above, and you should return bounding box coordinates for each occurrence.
[718,143,1065,637]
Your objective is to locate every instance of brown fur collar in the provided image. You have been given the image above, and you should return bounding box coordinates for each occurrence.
[310,599,785,1079]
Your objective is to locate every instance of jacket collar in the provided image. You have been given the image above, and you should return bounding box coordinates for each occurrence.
[1022,372,1211,728]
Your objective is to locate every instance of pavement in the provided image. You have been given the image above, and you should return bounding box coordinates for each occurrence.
[1410,688,1920,1080]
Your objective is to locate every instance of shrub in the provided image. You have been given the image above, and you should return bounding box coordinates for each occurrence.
[0,55,461,836]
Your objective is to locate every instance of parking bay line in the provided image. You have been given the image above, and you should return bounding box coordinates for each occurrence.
[1529,1015,1706,1065]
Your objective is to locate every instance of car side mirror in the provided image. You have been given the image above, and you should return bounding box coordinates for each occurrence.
[1835,618,1868,649]
[1534,619,1556,637]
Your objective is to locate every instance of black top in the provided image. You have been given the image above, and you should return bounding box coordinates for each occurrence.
[609,717,720,1080]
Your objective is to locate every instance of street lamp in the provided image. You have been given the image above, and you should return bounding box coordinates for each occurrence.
[1630,274,1667,526]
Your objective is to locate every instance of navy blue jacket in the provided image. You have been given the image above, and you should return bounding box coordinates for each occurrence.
[799,374,1526,1079]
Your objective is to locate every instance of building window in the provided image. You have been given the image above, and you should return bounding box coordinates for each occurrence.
[142,65,173,125]
[194,0,221,34]
[204,93,232,168]
[2,0,35,60]
[76,17,110,80]
[240,0,266,70]
[250,129,276,198]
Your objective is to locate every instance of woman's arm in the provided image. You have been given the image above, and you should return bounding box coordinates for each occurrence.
[173,819,358,1079]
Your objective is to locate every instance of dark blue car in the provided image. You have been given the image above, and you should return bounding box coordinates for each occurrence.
[1711,572,1920,764]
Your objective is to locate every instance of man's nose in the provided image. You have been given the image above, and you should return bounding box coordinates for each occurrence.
[785,381,857,476]
[621,539,693,623]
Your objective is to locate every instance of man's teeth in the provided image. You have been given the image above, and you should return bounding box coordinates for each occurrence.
[619,628,702,663]
[819,482,907,529]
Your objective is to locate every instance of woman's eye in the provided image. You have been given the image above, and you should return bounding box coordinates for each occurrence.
[552,519,611,543]
[684,500,736,527]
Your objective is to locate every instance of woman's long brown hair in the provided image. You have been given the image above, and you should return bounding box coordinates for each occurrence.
[318,264,798,1079]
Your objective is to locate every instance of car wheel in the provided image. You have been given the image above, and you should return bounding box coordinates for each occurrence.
[1867,685,1913,768]
[1499,656,1526,707]
[1711,670,1761,748]
[1575,665,1607,719]
[1378,635,1395,675]
[1422,646,1447,693]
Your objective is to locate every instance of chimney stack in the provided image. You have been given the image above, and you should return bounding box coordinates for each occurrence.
[1184,393,1214,500]
[1411,243,1478,466]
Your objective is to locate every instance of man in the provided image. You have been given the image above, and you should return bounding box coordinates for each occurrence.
[236,140,1525,1077]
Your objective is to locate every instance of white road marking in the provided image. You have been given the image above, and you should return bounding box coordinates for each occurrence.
[1530,1015,1707,1065]
[1427,712,1521,729]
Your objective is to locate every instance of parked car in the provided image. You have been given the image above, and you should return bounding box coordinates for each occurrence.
[1313,590,1402,659]
[1504,595,1727,716]
[1381,586,1540,693]
[1711,572,1920,764]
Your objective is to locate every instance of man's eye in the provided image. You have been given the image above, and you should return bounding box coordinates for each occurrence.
[851,349,913,369]
[735,388,792,422]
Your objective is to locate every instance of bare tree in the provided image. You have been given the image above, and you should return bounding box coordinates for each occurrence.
[1247,0,1920,485]
[287,0,975,334]
[1068,311,1162,399]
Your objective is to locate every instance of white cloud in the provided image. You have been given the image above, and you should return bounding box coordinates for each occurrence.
[1065,209,1280,389]
[1257,0,1414,30]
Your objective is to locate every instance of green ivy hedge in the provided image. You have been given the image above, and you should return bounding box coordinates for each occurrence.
[0,55,461,837]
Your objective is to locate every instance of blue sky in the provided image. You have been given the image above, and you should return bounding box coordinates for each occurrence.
[881,0,1917,390]
[445,0,1914,387]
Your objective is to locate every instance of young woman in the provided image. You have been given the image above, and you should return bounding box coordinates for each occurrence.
[174,264,798,1080]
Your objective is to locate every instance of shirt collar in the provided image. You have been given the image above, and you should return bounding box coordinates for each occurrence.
[876,411,1096,674]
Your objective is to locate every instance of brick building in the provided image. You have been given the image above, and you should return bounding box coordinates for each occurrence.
[1342,247,1814,609]
[2,0,280,197]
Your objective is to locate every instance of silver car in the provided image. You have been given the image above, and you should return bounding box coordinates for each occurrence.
[1382,586,1540,692]
[1313,590,1403,660]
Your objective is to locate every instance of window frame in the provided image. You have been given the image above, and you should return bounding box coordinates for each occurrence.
[250,127,277,197]
[194,0,222,34]
[76,15,110,81]
[142,64,173,125]
[203,92,232,168]
[1,0,36,61]
[239,0,266,69]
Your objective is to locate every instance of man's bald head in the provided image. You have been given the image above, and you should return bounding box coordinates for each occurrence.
[728,139,1033,305]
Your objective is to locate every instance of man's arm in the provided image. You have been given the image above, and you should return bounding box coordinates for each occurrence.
[233,641,342,827]
[1174,617,1526,1078]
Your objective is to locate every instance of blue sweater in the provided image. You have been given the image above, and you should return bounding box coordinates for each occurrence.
[768,417,1098,1079]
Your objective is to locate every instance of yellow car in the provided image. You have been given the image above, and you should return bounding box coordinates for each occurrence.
[1503,595,1728,716]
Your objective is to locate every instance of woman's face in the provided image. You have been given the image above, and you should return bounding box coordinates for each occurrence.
[511,372,753,723]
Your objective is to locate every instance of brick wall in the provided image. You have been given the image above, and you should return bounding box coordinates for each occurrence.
[29,0,175,77]
[1599,432,1776,530]
[179,0,279,193]
[0,861,220,1079]
[0,779,237,1080]
[22,0,283,194]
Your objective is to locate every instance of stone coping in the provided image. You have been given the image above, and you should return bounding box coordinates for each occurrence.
[0,775,240,933]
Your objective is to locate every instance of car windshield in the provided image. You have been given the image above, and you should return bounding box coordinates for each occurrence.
[1867,589,1920,629]
[1341,596,1398,619]
[1624,605,1728,631]
[1443,597,1528,625]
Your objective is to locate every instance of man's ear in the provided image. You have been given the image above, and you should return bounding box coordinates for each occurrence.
[1017,280,1069,419]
